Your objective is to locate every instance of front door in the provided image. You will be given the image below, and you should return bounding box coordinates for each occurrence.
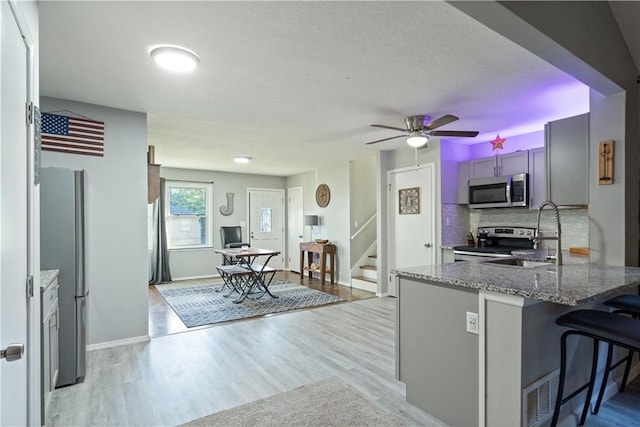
[248,188,285,270]
[1,0,34,424]
[287,187,303,273]
[387,163,436,297]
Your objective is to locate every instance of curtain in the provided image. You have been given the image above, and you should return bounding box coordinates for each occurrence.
[150,178,172,284]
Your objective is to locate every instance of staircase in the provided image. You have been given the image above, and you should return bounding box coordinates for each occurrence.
[351,254,378,293]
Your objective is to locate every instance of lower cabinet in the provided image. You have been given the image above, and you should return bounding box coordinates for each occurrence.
[41,275,59,422]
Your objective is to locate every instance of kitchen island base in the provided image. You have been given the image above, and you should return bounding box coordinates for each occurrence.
[396,275,638,427]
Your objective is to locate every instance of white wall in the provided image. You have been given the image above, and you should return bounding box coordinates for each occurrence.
[161,167,285,279]
[40,97,149,345]
[286,162,352,285]
[349,153,377,265]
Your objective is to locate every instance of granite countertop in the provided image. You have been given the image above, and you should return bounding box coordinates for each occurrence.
[393,257,640,306]
[40,269,59,290]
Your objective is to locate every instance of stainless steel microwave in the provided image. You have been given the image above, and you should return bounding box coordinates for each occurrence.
[468,173,528,208]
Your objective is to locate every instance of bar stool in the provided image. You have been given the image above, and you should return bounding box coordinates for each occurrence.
[551,309,640,427]
[590,294,640,414]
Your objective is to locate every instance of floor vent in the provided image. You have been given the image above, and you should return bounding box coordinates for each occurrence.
[523,369,560,427]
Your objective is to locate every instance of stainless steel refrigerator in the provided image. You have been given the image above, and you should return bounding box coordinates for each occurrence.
[40,167,87,387]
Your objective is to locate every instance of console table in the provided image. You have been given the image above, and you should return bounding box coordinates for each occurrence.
[299,242,336,285]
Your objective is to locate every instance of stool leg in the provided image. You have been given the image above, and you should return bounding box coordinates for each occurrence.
[593,342,614,414]
[578,338,600,425]
[619,350,634,392]
[552,331,571,427]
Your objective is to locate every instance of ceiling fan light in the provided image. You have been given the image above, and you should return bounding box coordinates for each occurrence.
[406,132,428,147]
[150,45,200,72]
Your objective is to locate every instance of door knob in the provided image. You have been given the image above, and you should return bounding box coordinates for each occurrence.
[1,343,24,362]
[298,235,303,239]
[424,243,432,248]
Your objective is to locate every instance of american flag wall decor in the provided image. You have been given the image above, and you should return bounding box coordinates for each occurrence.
[41,113,105,157]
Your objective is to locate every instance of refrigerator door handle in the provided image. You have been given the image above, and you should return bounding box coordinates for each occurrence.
[75,295,87,381]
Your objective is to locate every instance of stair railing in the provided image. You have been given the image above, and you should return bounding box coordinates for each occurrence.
[350,212,377,240]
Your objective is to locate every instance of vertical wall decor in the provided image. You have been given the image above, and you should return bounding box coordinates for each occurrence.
[598,140,614,185]
[220,192,234,216]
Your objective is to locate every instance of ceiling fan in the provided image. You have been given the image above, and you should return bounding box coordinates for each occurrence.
[366,114,479,148]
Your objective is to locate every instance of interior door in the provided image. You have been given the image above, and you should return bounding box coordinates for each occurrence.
[248,189,285,270]
[387,164,436,297]
[1,0,33,424]
[287,187,303,273]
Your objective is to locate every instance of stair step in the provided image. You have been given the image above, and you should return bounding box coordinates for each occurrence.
[352,275,376,284]
[361,264,377,271]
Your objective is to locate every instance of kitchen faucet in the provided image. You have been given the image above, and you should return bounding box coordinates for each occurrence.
[530,200,562,266]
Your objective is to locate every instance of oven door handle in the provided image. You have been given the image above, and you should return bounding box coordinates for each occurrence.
[453,251,514,258]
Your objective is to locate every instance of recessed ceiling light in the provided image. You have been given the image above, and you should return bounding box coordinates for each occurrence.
[149,45,200,72]
[234,156,251,164]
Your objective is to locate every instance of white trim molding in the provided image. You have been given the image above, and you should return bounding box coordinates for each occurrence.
[87,335,150,352]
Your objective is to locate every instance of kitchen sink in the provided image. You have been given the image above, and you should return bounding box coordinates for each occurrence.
[483,258,552,268]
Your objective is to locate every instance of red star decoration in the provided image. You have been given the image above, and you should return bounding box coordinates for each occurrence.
[490,134,506,151]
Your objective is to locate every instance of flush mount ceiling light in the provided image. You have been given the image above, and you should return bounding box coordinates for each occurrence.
[149,45,200,72]
[233,156,251,164]
[406,132,429,147]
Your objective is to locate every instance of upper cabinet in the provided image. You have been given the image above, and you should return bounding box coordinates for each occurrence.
[528,147,546,209]
[457,161,470,205]
[469,151,529,179]
[545,113,589,205]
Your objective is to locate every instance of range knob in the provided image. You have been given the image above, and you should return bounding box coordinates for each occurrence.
[527,230,532,236]
[519,230,524,236]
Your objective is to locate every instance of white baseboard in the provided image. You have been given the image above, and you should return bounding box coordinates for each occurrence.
[87,335,150,351]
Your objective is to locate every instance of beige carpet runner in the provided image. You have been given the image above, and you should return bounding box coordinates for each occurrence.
[181,377,405,426]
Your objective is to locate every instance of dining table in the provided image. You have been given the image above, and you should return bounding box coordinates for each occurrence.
[213,247,280,303]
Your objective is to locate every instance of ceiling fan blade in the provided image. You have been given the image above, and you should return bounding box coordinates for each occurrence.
[424,114,459,131]
[430,130,479,137]
[365,134,406,145]
[370,124,408,132]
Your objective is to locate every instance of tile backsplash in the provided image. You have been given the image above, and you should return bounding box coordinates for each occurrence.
[442,204,589,249]
[442,204,471,246]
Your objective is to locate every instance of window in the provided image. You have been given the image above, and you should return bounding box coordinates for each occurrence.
[260,208,272,232]
[165,181,212,249]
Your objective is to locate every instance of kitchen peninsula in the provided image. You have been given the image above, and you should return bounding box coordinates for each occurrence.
[394,259,640,427]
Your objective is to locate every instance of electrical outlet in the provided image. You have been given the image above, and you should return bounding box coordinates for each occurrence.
[466,312,479,334]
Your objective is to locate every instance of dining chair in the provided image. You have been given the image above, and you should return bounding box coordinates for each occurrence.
[220,226,249,249]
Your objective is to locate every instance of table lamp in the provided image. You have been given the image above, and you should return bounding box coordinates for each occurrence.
[304,215,319,241]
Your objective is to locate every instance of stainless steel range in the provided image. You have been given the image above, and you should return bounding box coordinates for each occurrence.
[453,226,536,262]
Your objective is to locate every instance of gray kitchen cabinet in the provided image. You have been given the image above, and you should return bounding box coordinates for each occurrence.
[441,248,455,264]
[469,157,496,179]
[41,273,59,421]
[456,161,470,204]
[528,147,546,209]
[545,113,589,205]
[468,151,529,179]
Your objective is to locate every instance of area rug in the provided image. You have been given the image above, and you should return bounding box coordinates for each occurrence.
[155,280,345,327]
[180,377,405,426]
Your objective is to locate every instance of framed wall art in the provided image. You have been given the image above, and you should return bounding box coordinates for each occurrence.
[399,187,420,214]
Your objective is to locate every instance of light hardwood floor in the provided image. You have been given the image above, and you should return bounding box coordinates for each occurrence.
[48,296,445,426]
[48,274,640,427]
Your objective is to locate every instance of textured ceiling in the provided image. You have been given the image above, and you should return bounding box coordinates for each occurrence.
[39,1,599,176]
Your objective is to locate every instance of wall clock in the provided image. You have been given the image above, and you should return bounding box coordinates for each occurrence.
[315,183,331,208]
